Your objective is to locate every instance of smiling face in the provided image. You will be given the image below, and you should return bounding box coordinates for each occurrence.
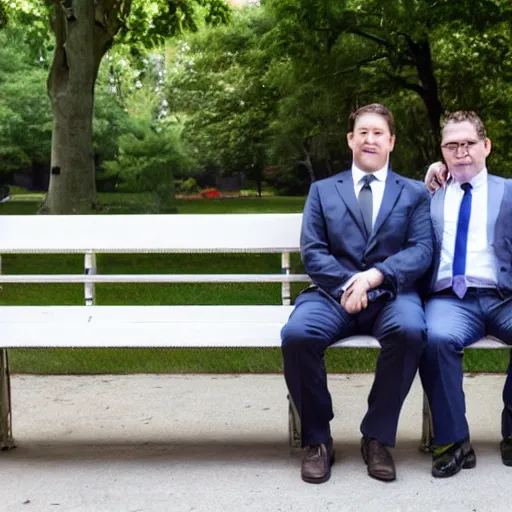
[441,120,491,183]
[347,112,395,173]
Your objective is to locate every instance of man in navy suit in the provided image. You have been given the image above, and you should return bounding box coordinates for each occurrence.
[420,110,512,478]
[281,103,433,483]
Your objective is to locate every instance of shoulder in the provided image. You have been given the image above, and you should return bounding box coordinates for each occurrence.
[309,170,350,192]
[389,170,428,198]
[488,173,509,185]
[486,174,512,197]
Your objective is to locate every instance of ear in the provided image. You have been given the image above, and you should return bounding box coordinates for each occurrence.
[483,137,492,157]
[388,134,396,152]
[347,132,354,150]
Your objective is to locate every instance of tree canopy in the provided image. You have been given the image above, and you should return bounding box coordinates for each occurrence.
[2,0,512,202]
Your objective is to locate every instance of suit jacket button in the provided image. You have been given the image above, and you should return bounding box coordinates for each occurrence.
[501,267,507,272]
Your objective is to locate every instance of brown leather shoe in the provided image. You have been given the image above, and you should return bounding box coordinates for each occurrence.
[301,438,335,484]
[361,437,396,482]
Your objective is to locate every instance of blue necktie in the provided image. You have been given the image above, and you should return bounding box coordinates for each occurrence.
[452,183,472,299]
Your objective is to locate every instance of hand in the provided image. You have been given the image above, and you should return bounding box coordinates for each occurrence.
[341,283,367,314]
[425,161,449,192]
[341,268,384,314]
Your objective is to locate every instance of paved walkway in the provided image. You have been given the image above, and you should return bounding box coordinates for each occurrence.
[1,373,510,511]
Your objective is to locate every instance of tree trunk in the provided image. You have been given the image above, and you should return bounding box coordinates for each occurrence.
[325,157,333,177]
[41,0,107,214]
[409,40,444,157]
[300,146,316,184]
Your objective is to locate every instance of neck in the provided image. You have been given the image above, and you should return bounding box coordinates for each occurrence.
[450,167,483,184]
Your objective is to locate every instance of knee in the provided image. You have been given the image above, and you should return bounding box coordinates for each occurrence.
[424,329,463,355]
[281,321,308,351]
[281,320,325,353]
[391,319,427,352]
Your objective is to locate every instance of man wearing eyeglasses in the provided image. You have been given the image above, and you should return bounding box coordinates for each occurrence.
[421,110,512,478]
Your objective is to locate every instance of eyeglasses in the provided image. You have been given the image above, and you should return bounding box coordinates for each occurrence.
[441,140,480,152]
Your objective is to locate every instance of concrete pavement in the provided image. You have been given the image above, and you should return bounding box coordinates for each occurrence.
[1,373,510,512]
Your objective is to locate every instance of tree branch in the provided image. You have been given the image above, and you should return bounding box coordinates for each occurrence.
[315,55,388,80]
[384,71,425,97]
[347,28,393,49]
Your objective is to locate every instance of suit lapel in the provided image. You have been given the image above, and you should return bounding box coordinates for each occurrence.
[367,171,404,244]
[430,186,446,247]
[429,186,446,290]
[334,171,367,238]
[487,174,505,246]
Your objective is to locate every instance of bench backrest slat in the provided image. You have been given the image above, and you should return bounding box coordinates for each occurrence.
[0,214,303,253]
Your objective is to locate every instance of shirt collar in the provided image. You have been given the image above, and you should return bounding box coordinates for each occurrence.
[351,162,388,186]
[447,167,487,191]
[469,167,487,189]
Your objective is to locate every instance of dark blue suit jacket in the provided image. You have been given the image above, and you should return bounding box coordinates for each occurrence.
[301,169,433,301]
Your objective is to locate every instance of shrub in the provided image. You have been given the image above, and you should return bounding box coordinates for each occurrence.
[176,177,199,195]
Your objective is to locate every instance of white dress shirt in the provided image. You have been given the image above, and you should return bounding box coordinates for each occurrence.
[434,168,497,291]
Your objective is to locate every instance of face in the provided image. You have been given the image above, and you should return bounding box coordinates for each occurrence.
[347,113,395,173]
[441,121,491,183]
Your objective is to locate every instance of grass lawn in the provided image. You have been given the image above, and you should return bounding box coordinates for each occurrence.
[1,193,508,375]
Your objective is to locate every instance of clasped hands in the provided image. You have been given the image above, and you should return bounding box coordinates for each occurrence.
[340,268,384,314]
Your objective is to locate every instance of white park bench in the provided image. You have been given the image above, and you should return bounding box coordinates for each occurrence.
[0,213,506,452]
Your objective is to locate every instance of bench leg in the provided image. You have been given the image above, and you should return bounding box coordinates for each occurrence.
[0,349,16,451]
[287,394,301,448]
[420,391,433,453]
[288,390,434,453]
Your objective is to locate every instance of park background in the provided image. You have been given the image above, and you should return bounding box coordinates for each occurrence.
[0,0,511,374]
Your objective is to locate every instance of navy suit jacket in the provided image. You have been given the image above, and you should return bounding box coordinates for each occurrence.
[300,169,433,301]
[430,173,512,296]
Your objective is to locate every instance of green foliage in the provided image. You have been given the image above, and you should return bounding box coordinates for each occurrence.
[93,61,136,183]
[4,0,53,60]
[0,26,146,184]
[4,0,512,197]
[121,0,231,50]
[166,6,276,189]
[103,122,193,211]
[2,0,231,212]
[257,0,512,181]
[0,2,7,29]
[176,176,199,194]
[94,89,132,166]
[0,29,52,177]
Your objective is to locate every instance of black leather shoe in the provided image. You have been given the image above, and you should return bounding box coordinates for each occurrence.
[500,437,512,466]
[432,439,476,478]
[361,437,396,482]
[301,438,335,484]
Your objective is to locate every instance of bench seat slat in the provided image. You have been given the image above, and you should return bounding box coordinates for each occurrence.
[0,306,505,350]
[0,306,293,322]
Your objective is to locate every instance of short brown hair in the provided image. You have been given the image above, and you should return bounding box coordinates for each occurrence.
[348,103,395,136]
[442,110,487,139]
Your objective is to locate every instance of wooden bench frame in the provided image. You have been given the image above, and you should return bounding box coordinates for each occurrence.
[0,213,505,451]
